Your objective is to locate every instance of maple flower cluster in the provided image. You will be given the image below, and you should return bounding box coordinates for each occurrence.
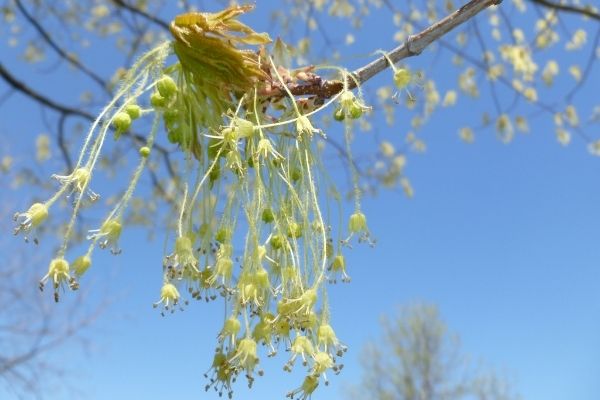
[13,5,373,399]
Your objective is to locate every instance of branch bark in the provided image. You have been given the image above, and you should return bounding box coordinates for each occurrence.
[285,0,503,99]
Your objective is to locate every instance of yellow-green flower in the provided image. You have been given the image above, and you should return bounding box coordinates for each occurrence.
[13,202,48,242]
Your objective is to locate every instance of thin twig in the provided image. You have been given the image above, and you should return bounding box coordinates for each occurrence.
[14,0,109,93]
[529,0,600,22]
[111,0,170,30]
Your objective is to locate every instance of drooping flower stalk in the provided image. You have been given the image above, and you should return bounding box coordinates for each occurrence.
[15,5,370,398]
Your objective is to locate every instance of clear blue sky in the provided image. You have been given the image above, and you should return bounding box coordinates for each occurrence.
[1,2,599,400]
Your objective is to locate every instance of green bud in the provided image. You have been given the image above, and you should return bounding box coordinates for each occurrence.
[125,104,141,119]
[261,208,275,223]
[287,222,302,239]
[270,234,284,250]
[150,92,166,108]
[291,168,302,182]
[271,157,282,168]
[139,146,151,157]
[215,227,231,243]
[156,75,177,98]
[333,107,345,122]
[72,255,92,276]
[112,112,131,133]
[349,103,363,119]
[349,211,368,233]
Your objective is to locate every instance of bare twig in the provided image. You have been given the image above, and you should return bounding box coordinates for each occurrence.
[111,0,170,31]
[14,0,109,93]
[529,0,600,22]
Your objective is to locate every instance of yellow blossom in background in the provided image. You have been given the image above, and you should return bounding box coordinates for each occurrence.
[523,87,537,102]
[496,114,514,144]
[588,140,600,156]
[565,105,579,127]
[556,128,571,146]
[459,127,475,143]
[542,60,559,86]
[554,113,563,127]
[380,141,395,157]
[442,90,457,107]
[569,65,582,81]
[35,134,51,162]
[500,45,538,81]
[491,28,501,41]
[487,64,504,80]
[566,29,587,51]
[515,116,529,133]
[534,13,559,49]
[400,177,414,198]
[1,155,12,173]
[459,68,478,97]
[513,0,527,13]
[512,29,525,44]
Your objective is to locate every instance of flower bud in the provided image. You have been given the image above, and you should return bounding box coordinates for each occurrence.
[112,112,131,133]
[270,234,285,250]
[348,211,368,233]
[156,75,177,98]
[261,208,275,223]
[72,255,92,276]
[287,222,303,239]
[150,92,166,108]
[333,107,345,121]
[349,103,363,119]
[125,104,141,119]
[139,146,151,157]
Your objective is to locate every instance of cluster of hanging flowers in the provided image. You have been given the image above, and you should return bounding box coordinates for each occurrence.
[13,5,375,398]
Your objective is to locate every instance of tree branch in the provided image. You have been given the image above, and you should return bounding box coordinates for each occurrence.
[111,0,170,31]
[0,62,94,120]
[285,0,503,99]
[14,0,109,93]
[0,62,177,177]
[529,0,600,22]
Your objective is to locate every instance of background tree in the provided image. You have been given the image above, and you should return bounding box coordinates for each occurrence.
[351,304,519,400]
[0,209,103,399]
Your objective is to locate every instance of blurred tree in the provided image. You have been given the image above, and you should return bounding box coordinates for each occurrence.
[0,211,103,399]
[350,304,518,400]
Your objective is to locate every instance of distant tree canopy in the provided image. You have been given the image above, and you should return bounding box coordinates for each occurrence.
[350,304,519,400]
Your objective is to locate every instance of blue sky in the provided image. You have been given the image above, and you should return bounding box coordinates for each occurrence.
[1,2,599,400]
